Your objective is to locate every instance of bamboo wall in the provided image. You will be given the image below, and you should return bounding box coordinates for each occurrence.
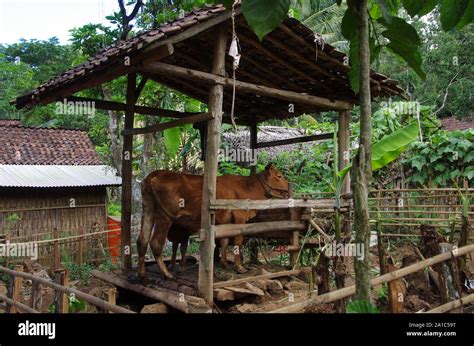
[0,186,111,267]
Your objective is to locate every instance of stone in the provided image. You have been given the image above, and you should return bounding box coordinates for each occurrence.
[141,303,169,313]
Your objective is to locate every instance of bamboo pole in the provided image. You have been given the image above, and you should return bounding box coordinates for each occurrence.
[269,243,474,313]
[0,266,134,313]
[426,293,474,313]
[0,293,39,313]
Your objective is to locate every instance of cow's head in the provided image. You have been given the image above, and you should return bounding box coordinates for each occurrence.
[259,164,289,199]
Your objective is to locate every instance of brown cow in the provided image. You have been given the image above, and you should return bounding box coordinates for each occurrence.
[138,164,289,280]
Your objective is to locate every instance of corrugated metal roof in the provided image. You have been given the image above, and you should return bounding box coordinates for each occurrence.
[0,165,122,188]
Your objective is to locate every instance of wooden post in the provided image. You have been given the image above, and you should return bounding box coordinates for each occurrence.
[121,72,136,275]
[9,265,23,313]
[54,270,69,313]
[250,120,257,175]
[198,25,227,305]
[78,228,84,265]
[105,287,117,313]
[53,228,60,271]
[249,119,259,264]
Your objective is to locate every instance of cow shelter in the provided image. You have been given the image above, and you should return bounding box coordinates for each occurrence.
[13,4,403,309]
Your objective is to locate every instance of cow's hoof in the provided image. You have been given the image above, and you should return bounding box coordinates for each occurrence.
[236,265,248,274]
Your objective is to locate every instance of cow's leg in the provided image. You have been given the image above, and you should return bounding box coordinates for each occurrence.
[179,236,189,272]
[219,238,230,269]
[168,240,179,272]
[150,217,174,279]
[137,205,154,280]
[233,235,247,274]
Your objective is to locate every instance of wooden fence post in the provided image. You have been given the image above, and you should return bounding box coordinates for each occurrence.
[8,265,23,313]
[53,228,60,271]
[54,270,69,313]
[105,287,117,313]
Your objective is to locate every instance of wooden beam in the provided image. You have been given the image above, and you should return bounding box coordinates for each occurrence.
[121,72,136,275]
[215,221,307,239]
[238,33,331,92]
[122,112,213,135]
[64,96,202,118]
[255,132,333,149]
[0,293,39,313]
[198,24,227,306]
[91,270,210,313]
[210,198,339,210]
[140,62,353,111]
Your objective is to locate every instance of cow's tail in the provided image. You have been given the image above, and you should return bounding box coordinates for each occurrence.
[137,179,154,279]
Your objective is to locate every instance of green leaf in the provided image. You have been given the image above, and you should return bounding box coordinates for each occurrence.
[382,17,426,79]
[346,300,379,313]
[418,0,438,16]
[349,35,360,93]
[339,123,419,178]
[411,156,427,171]
[377,0,399,23]
[440,0,469,31]
[222,0,234,9]
[465,166,474,180]
[242,0,291,41]
[370,2,383,19]
[457,0,474,28]
[372,122,420,170]
[164,127,181,157]
[402,0,436,17]
[341,8,359,93]
[464,151,474,163]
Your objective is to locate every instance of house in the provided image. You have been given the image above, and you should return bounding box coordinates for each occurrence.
[440,115,474,131]
[0,120,121,247]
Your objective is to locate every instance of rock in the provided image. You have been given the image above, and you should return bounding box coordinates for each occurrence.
[235,303,257,313]
[253,280,268,291]
[141,303,169,313]
[214,288,235,301]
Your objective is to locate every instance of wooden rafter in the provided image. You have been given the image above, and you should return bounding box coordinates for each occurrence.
[140,62,353,111]
[122,112,213,135]
[255,132,333,149]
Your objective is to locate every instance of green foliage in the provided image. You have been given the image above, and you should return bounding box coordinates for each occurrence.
[375,283,389,303]
[64,263,93,285]
[403,129,474,186]
[339,123,420,178]
[68,295,87,313]
[107,202,122,217]
[346,299,380,313]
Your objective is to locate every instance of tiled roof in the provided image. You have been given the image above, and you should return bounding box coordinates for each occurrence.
[13,4,404,121]
[440,116,474,131]
[0,124,102,165]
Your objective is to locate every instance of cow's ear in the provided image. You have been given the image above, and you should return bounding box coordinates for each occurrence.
[265,163,273,171]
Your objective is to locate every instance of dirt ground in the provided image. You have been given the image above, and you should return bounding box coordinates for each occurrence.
[3,239,472,313]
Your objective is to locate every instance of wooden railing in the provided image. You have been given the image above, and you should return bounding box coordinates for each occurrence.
[0,265,134,314]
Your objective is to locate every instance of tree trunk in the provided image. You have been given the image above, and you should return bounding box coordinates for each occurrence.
[351,0,372,302]
[101,85,123,174]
